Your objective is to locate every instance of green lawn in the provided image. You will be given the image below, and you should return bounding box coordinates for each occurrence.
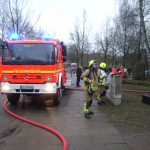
[101,84,150,136]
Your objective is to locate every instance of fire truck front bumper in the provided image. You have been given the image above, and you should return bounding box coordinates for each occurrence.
[0,82,58,94]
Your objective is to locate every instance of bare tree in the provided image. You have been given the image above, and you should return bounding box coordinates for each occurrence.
[0,0,40,40]
[107,25,118,65]
[67,44,78,63]
[69,10,90,65]
[113,0,140,67]
[70,23,80,64]
[95,18,112,63]
[119,0,131,66]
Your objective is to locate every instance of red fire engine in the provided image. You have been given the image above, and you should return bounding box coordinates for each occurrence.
[0,35,67,105]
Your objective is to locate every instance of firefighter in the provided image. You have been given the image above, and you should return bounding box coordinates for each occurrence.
[97,62,108,105]
[76,64,82,87]
[81,60,99,118]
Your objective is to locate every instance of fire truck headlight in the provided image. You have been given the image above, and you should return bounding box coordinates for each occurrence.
[3,76,9,81]
[46,75,52,81]
[1,83,11,91]
[44,83,56,92]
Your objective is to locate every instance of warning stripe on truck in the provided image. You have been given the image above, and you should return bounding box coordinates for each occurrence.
[2,69,64,74]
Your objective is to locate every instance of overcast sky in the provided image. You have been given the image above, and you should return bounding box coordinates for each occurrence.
[30,0,118,43]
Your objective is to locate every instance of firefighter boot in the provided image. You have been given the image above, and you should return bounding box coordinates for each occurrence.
[84,113,91,118]
[97,95,102,105]
[98,98,106,105]
[97,96,105,105]
[89,108,94,114]
[98,91,106,105]
[84,102,91,118]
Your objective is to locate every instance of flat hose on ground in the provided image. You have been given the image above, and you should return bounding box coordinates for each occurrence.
[3,100,68,150]
[65,87,150,93]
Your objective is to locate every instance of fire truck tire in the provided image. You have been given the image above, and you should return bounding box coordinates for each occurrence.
[7,94,20,105]
[53,89,62,105]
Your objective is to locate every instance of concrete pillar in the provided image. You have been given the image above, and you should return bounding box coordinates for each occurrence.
[107,75,122,105]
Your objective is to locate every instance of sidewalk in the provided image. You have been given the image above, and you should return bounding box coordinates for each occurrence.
[124,133,150,150]
[64,73,130,150]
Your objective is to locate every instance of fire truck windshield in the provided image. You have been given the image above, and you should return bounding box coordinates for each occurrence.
[3,43,54,65]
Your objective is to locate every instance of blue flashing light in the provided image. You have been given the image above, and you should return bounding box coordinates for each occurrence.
[11,33,19,40]
[43,34,51,40]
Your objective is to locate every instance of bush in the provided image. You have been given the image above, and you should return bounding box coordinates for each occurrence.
[132,62,145,80]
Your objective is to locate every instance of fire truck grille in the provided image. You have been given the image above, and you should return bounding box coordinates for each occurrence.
[16,89,40,93]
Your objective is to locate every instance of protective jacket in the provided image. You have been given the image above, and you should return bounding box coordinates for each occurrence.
[98,68,108,87]
[81,69,99,92]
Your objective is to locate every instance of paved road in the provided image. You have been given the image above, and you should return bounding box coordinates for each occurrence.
[0,74,130,150]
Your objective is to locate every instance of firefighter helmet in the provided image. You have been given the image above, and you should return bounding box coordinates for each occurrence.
[88,60,96,67]
[99,62,106,69]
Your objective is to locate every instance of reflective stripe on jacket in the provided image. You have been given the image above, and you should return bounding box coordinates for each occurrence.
[81,69,99,88]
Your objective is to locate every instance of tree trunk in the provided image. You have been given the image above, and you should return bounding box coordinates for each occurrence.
[138,24,142,61]
[123,32,127,67]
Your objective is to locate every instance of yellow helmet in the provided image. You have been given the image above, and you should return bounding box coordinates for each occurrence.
[99,62,106,69]
[88,60,96,67]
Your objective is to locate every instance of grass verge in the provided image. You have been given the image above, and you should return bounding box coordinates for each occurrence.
[101,84,150,136]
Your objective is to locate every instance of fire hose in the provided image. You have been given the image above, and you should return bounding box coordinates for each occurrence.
[3,100,68,150]
[65,87,150,93]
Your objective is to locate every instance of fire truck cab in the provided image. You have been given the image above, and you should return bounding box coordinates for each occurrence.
[1,35,67,105]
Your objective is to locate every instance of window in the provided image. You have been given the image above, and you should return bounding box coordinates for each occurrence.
[3,43,55,65]
[55,47,58,63]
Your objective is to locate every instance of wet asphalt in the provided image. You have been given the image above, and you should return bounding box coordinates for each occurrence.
[0,74,130,150]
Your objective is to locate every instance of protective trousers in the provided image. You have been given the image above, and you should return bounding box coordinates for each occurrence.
[83,86,93,114]
[97,85,107,102]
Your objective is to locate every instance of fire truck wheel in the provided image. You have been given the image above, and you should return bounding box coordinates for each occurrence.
[7,94,20,105]
[53,89,62,105]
